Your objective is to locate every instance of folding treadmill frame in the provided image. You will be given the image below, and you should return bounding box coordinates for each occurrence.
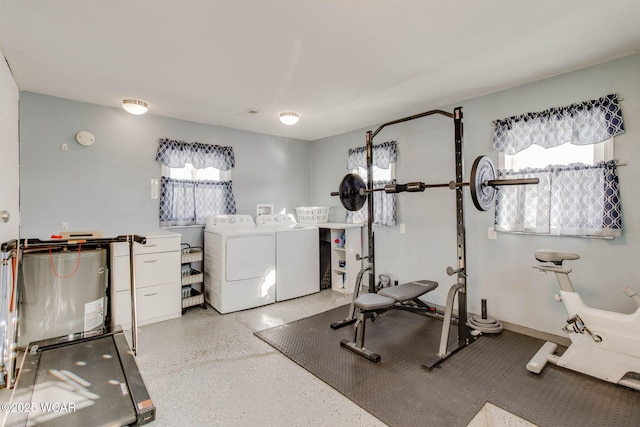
[2,234,155,426]
[5,328,155,426]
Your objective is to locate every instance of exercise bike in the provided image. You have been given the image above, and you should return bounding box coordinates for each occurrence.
[527,250,640,391]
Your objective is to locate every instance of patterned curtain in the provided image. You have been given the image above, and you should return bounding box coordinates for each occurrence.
[345,180,397,226]
[493,94,624,154]
[493,95,624,238]
[345,141,397,226]
[156,138,235,169]
[495,161,621,237]
[156,139,236,227]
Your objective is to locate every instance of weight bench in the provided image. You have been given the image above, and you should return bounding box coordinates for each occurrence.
[340,280,438,362]
[379,279,438,311]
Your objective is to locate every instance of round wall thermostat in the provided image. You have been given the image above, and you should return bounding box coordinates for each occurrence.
[75,131,95,146]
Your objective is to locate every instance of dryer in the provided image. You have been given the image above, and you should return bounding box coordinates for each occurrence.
[204,215,276,314]
[256,214,319,301]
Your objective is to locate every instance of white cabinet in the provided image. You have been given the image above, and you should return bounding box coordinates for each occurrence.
[321,223,363,294]
[110,231,181,329]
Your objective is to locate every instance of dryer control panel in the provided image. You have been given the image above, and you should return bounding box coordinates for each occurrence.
[205,214,255,230]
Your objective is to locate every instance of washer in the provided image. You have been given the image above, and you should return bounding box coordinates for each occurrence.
[204,215,276,314]
[256,214,319,301]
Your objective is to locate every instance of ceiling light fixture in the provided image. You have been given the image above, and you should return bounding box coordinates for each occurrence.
[122,99,148,115]
[279,112,299,125]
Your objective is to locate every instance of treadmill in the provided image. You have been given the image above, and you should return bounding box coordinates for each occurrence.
[2,235,156,427]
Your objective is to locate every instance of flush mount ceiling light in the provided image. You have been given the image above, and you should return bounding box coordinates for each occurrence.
[279,112,299,125]
[122,99,148,115]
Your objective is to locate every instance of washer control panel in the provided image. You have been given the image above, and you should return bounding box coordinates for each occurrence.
[255,214,296,227]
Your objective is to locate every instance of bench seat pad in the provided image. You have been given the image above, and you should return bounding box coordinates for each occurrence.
[354,293,395,311]
[378,280,438,302]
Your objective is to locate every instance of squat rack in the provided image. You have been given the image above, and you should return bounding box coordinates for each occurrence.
[360,106,474,368]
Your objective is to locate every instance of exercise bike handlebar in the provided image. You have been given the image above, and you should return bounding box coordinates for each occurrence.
[535,265,640,306]
[624,287,640,308]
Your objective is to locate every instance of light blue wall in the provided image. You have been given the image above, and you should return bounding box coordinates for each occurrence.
[312,54,640,335]
[18,54,640,336]
[19,92,313,247]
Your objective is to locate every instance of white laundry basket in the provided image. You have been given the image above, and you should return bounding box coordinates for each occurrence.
[295,207,330,223]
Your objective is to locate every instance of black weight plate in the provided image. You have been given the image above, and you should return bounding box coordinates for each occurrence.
[469,156,496,211]
[339,173,367,211]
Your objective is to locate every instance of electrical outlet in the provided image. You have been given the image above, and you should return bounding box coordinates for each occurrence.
[61,143,68,151]
[400,223,406,234]
[61,222,69,230]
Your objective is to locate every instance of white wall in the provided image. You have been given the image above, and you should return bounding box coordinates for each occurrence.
[19,92,313,247]
[312,54,640,336]
[0,47,19,384]
[0,49,19,245]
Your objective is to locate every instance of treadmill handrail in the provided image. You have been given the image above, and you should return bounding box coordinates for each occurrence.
[21,234,146,248]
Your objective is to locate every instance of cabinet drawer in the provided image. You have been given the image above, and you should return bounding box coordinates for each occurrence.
[113,282,180,328]
[111,235,179,256]
[135,235,180,255]
[111,241,129,257]
[136,283,181,325]
[134,251,180,287]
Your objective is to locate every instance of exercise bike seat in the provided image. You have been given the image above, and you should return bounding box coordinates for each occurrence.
[535,250,580,265]
[378,280,438,302]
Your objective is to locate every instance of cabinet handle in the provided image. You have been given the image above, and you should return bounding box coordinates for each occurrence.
[145,244,157,247]
[143,292,158,297]
[143,259,158,263]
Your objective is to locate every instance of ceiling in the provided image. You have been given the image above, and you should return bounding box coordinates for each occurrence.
[1,1,639,141]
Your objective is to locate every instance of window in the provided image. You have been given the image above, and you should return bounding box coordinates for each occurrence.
[345,141,397,226]
[493,95,624,238]
[351,164,396,183]
[155,139,236,227]
[500,138,613,171]
[162,163,231,181]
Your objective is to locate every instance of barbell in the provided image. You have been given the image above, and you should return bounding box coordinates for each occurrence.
[331,155,539,212]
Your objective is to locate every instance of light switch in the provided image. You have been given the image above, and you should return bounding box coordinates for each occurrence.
[151,179,159,199]
[488,227,497,240]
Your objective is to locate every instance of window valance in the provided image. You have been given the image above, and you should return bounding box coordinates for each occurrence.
[347,140,398,170]
[492,94,624,154]
[156,138,235,170]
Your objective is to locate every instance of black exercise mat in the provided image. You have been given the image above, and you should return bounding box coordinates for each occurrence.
[255,305,640,427]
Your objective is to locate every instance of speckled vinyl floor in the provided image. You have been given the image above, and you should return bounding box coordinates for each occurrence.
[133,289,546,427]
[6,289,635,426]
[133,289,386,427]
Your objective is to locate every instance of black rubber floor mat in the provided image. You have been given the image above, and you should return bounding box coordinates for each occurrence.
[255,305,640,427]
